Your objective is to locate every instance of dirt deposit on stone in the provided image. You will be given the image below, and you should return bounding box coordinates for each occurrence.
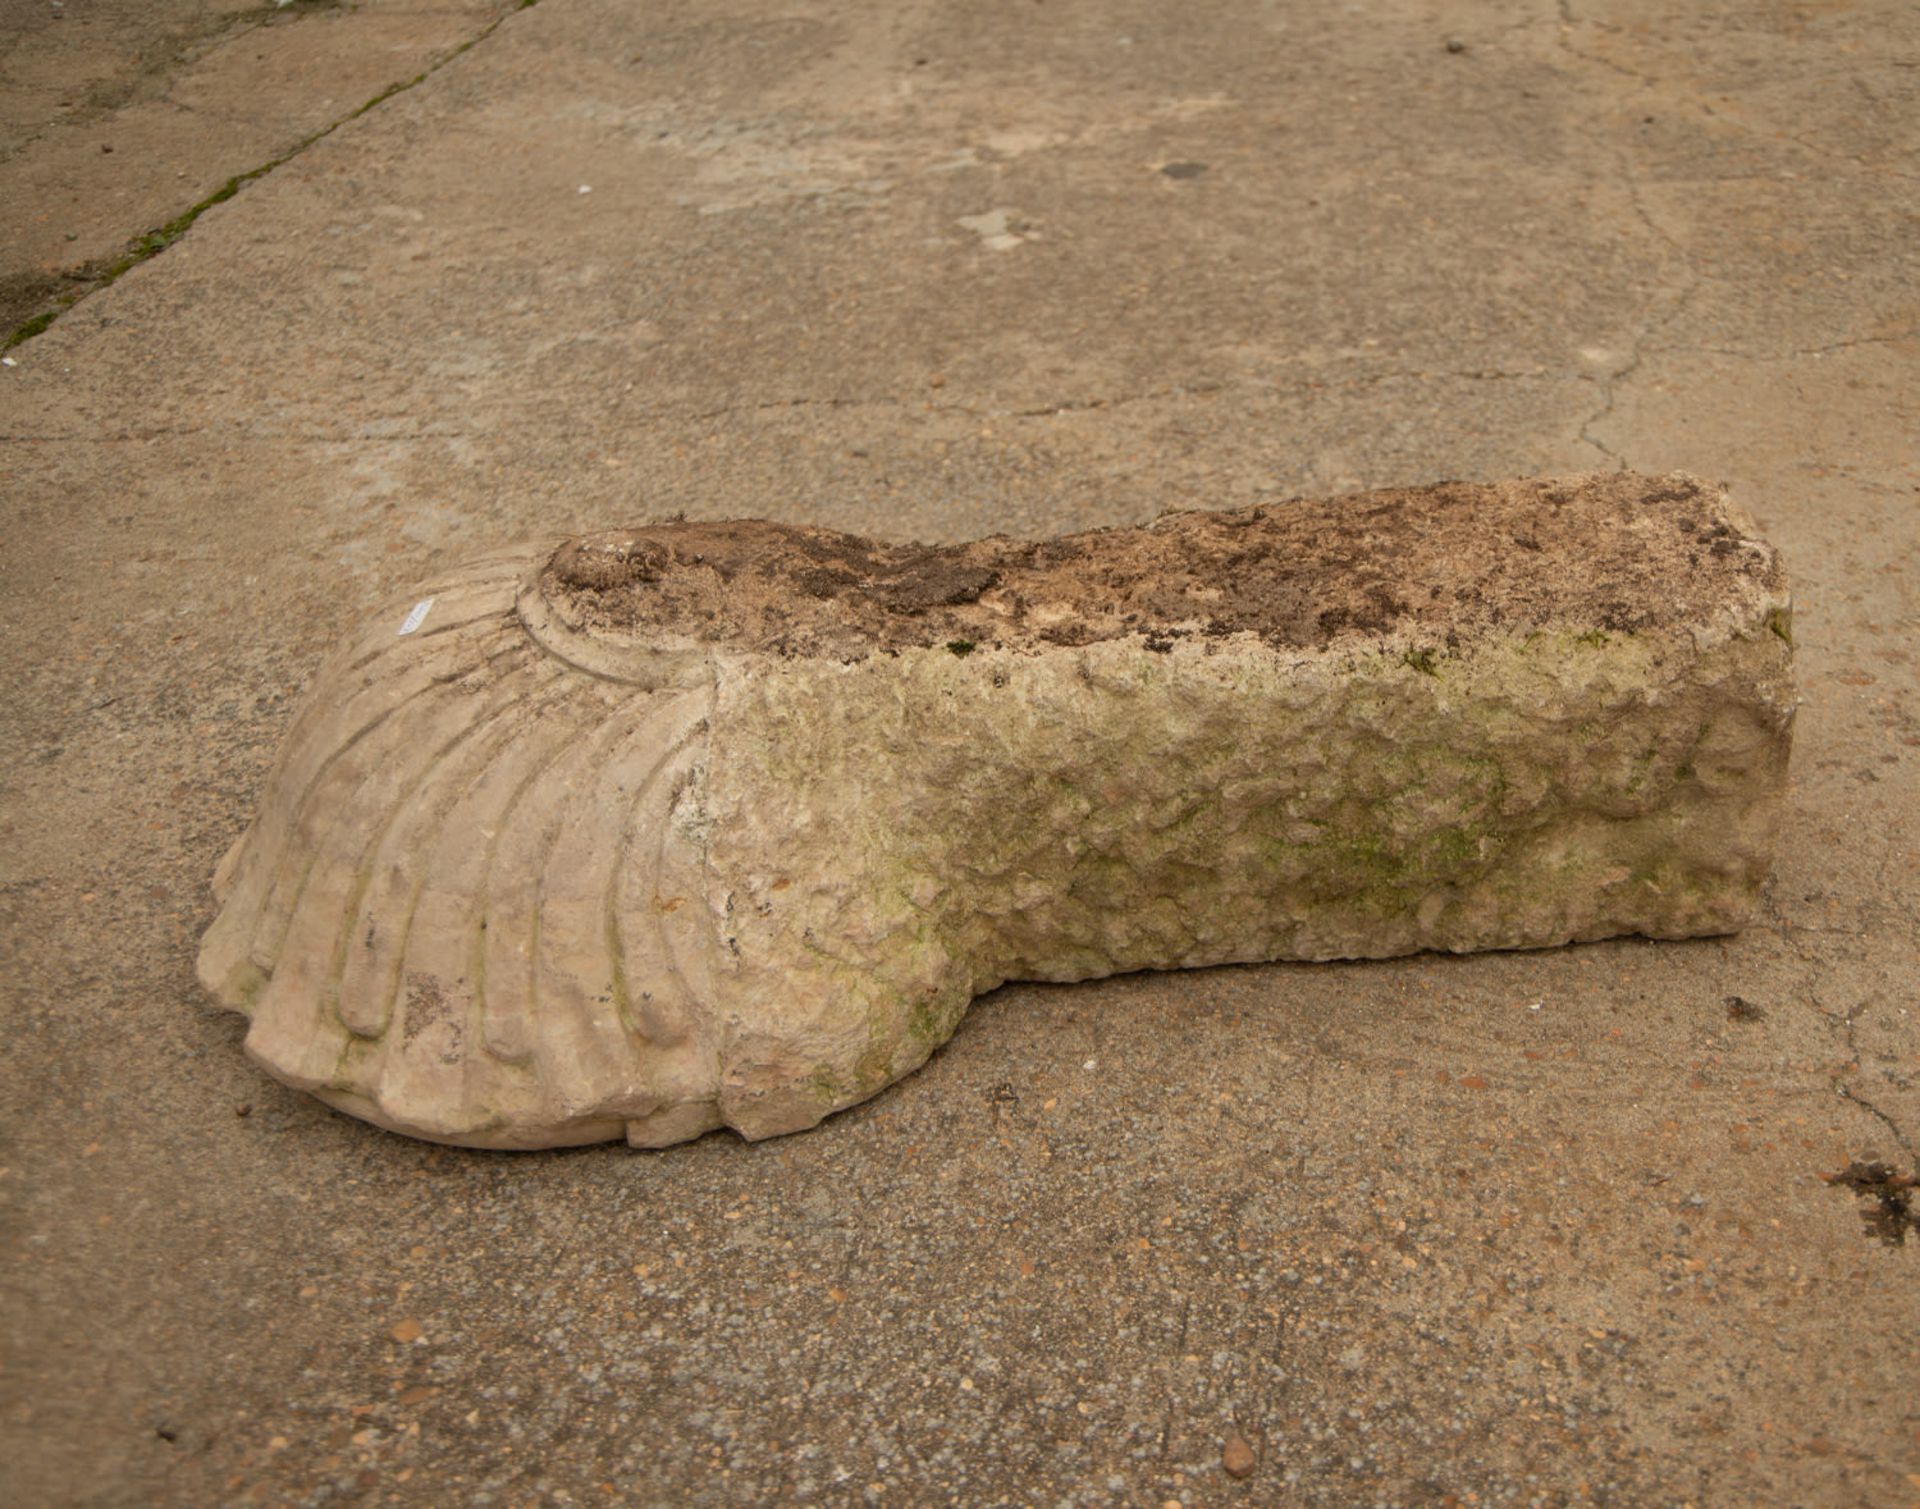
[540,473,1785,663]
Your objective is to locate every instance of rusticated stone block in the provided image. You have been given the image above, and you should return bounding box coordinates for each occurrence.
[198,473,1795,1148]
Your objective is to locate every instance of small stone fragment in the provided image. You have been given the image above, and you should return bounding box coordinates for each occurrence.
[1223,1433,1258,1478]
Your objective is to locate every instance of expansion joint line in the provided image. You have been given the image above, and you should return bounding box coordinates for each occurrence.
[2,1,541,352]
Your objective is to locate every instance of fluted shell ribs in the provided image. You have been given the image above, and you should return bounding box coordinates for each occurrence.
[199,474,1795,1149]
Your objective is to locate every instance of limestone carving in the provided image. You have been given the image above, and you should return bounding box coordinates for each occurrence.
[198,474,1795,1147]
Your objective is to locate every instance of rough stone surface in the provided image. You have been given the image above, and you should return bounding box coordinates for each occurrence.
[198,473,1794,1147]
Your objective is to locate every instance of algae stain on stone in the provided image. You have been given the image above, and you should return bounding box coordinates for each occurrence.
[805,1065,847,1106]
[853,1033,897,1097]
[227,960,269,1013]
[1624,743,1660,795]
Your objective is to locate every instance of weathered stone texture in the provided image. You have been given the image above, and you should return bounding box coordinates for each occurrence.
[198,474,1795,1147]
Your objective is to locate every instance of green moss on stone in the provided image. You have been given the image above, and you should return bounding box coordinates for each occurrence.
[907,997,946,1044]
[226,961,269,1013]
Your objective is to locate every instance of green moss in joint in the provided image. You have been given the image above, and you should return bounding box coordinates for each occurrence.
[4,311,58,350]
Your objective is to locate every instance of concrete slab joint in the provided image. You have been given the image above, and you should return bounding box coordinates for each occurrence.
[196,472,1795,1149]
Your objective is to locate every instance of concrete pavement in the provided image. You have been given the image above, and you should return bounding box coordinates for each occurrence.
[2,1,1916,1503]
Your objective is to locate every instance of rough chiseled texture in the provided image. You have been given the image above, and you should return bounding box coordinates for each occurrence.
[197,474,1796,1148]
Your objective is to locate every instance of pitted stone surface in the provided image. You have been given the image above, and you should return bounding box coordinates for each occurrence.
[197,473,1795,1148]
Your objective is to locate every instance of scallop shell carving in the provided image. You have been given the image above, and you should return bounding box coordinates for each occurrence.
[198,546,729,1148]
[201,477,1794,1150]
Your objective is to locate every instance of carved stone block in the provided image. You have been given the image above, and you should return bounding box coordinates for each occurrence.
[199,474,1795,1147]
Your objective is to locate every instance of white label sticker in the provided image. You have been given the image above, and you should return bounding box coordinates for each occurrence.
[397,597,435,636]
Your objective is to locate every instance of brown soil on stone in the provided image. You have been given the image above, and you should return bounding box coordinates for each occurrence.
[539,473,1784,662]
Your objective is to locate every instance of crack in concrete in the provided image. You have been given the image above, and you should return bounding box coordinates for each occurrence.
[1648,330,1920,363]
[1840,1084,1917,1161]
[1550,20,1703,471]
[1543,1,1920,465]
[3,1,539,352]
[0,0,316,168]
[684,384,1233,425]
[1569,308,1911,464]
[1781,126,1920,183]
[1332,367,1554,391]
[1573,360,1634,469]
[1572,276,1695,471]
[1560,0,1917,183]
[1819,994,1917,1160]
[1010,386,1226,418]
[0,369,1565,444]
[1554,0,1660,90]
